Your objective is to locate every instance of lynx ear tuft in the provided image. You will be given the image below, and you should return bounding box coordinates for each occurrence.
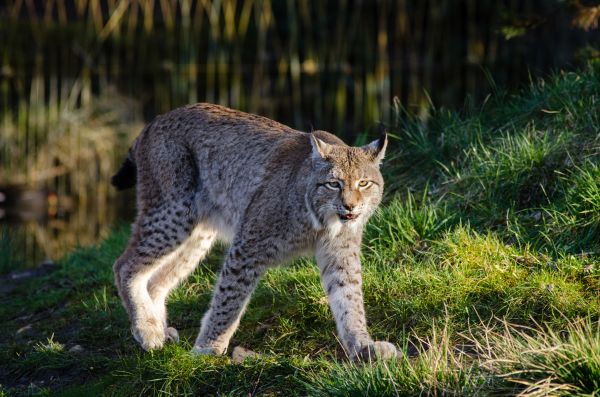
[310,134,332,160]
[362,133,388,164]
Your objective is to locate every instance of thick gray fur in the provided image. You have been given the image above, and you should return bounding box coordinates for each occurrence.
[113,103,397,361]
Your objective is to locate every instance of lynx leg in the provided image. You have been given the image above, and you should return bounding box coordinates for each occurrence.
[113,201,197,351]
[147,223,217,342]
[316,236,398,361]
[192,243,268,355]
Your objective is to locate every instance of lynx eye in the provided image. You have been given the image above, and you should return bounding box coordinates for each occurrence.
[358,180,372,189]
[324,181,342,190]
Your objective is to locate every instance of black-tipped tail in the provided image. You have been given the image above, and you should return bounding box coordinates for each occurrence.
[111,156,136,190]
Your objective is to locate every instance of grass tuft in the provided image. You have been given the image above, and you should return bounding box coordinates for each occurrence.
[304,323,486,396]
[365,190,453,263]
[474,318,600,396]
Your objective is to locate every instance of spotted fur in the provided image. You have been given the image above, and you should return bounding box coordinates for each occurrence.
[112,103,397,361]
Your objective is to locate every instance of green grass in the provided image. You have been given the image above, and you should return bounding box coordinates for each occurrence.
[1,63,600,396]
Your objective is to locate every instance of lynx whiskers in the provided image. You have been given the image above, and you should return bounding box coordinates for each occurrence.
[111,103,398,361]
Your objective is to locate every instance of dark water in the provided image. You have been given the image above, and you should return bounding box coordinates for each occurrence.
[1,0,599,270]
[0,189,136,272]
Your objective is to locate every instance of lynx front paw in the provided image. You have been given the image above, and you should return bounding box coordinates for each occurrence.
[353,341,400,362]
[132,320,166,351]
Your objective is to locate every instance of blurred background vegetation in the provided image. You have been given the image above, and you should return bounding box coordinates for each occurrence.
[0,0,599,268]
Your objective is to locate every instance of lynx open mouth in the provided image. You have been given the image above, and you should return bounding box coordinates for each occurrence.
[339,213,359,221]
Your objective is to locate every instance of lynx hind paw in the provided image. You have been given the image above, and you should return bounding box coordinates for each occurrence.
[354,341,400,362]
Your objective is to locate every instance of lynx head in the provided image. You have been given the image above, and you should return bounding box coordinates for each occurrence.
[307,132,387,233]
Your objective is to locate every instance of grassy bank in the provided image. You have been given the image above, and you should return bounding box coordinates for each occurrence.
[1,63,599,396]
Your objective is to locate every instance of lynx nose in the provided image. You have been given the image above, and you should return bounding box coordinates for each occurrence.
[343,203,355,211]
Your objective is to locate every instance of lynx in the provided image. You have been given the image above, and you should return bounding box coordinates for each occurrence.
[111,103,398,361]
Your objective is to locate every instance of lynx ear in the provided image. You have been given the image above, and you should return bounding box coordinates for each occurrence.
[310,134,332,160]
[362,133,388,164]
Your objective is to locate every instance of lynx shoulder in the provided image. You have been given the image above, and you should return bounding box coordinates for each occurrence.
[112,103,398,361]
